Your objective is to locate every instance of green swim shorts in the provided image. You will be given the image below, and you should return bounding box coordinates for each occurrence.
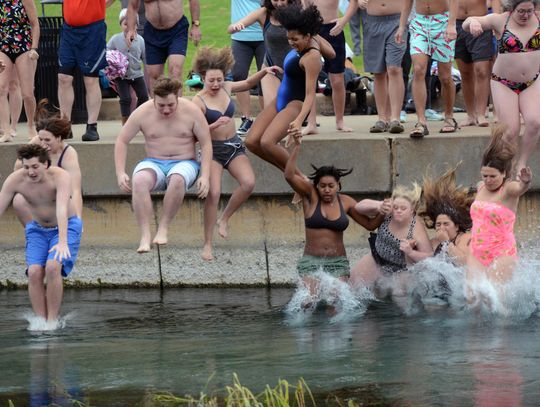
[297,255,350,278]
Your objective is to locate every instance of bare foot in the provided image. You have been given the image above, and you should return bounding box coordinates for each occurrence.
[137,240,151,253]
[336,123,353,132]
[302,125,319,135]
[477,117,489,127]
[201,244,214,261]
[152,229,168,246]
[217,219,229,239]
[0,133,14,143]
[28,126,37,140]
[460,117,477,127]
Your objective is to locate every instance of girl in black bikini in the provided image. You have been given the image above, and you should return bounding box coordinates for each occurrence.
[192,47,281,261]
[284,131,387,304]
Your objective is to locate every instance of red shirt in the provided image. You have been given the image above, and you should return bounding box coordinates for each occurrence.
[63,0,105,27]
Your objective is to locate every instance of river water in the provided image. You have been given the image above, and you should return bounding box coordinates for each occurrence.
[1,283,540,406]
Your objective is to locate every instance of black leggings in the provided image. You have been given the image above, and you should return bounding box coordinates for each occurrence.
[116,77,149,117]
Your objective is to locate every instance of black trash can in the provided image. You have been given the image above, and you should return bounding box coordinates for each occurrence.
[34,16,88,124]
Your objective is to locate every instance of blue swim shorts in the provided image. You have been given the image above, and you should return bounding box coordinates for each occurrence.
[25,217,83,277]
[133,158,200,191]
[144,16,189,65]
[58,20,107,77]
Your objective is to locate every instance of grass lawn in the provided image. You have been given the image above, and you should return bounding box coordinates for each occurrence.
[34,0,365,92]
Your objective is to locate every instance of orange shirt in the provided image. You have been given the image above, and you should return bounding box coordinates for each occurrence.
[63,0,105,27]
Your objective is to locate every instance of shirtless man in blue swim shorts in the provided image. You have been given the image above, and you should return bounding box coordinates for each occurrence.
[114,77,212,253]
[0,144,82,327]
[126,0,201,94]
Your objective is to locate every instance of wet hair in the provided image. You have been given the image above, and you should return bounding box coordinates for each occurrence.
[308,165,353,192]
[392,183,422,212]
[481,124,516,178]
[263,0,300,16]
[17,144,51,167]
[153,76,182,97]
[505,0,539,10]
[419,167,473,232]
[274,3,323,36]
[34,99,72,140]
[192,46,235,77]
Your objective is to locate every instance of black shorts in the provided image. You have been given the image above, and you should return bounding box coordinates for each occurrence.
[455,19,494,63]
[144,16,189,65]
[212,135,246,168]
[319,22,346,74]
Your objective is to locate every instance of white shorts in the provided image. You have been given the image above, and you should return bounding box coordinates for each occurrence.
[133,158,200,191]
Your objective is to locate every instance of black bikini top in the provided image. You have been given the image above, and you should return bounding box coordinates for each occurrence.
[304,195,349,232]
[197,92,235,125]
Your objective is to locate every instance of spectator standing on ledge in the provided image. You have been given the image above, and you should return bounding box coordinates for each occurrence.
[58,0,110,142]
[126,0,201,95]
[230,0,265,137]
[107,9,149,125]
[455,0,500,128]
[361,0,407,134]
[304,0,358,135]
[396,0,459,138]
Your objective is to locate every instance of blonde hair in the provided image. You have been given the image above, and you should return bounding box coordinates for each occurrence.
[392,183,422,211]
[192,46,235,77]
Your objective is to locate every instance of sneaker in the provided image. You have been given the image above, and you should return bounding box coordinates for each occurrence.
[425,109,444,121]
[400,110,407,123]
[236,117,253,136]
[82,123,100,142]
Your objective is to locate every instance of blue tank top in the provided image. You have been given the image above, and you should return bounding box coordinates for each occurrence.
[197,93,235,125]
[304,195,349,232]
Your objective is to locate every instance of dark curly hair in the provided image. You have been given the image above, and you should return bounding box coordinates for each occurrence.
[308,165,352,192]
[419,166,473,233]
[34,99,72,140]
[263,0,300,16]
[274,3,323,36]
[482,124,516,178]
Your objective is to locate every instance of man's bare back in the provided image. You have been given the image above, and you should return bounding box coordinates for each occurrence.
[367,0,402,16]
[141,0,185,29]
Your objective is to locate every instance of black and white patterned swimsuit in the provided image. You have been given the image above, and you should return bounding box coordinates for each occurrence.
[369,215,416,273]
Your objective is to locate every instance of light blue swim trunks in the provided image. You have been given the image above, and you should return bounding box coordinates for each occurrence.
[133,158,200,191]
[25,216,83,277]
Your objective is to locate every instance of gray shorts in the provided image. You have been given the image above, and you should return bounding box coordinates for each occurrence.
[455,19,494,63]
[363,13,406,73]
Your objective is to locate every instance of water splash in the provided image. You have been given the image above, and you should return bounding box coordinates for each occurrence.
[284,270,374,325]
[24,312,75,332]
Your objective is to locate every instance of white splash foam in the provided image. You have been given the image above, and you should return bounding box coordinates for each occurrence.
[24,312,72,331]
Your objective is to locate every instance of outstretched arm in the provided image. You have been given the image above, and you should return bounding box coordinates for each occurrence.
[228,8,267,33]
[229,66,283,93]
[463,13,502,37]
[0,174,17,218]
[344,196,386,231]
[51,169,72,262]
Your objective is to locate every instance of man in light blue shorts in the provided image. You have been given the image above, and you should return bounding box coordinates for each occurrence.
[0,145,82,326]
[114,77,212,253]
[396,0,458,138]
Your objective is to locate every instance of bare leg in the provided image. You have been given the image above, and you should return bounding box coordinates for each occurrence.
[349,254,381,289]
[329,72,353,132]
[491,80,521,155]
[0,53,13,141]
[168,54,186,96]
[83,76,102,124]
[154,173,186,245]
[218,155,256,238]
[44,261,63,322]
[303,99,319,135]
[437,61,456,122]
[473,60,491,127]
[260,73,280,108]
[15,52,37,138]
[236,90,252,119]
[456,59,477,126]
[202,161,224,261]
[27,266,47,319]
[8,70,22,136]
[373,72,390,123]
[146,64,165,97]
[411,54,429,125]
[58,73,75,121]
[387,65,405,122]
[131,170,157,253]
[516,78,540,171]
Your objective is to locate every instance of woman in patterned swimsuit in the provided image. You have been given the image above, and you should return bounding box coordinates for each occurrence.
[350,183,433,299]
[0,0,40,141]
[463,0,540,174]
